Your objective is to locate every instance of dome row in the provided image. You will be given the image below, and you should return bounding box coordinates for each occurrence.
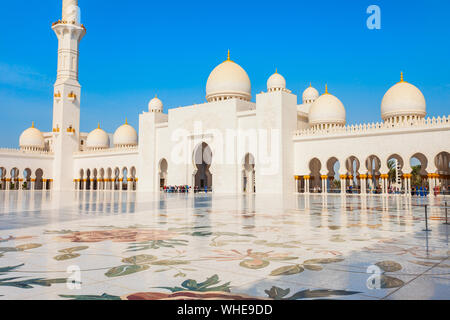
[86,120,138,150]
[204,53,425,125]
[19,120,139,151]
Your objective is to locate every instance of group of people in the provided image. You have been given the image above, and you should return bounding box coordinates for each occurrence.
[161,185,211,193]
[309,184,449,196]
[411,185,449,197]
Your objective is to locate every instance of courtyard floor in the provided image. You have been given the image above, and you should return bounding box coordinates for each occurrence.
[0,191,448,300]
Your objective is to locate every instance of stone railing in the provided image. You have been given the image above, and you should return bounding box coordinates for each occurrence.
[73,146,138,156]
[294,115,450,138]
[0,148,53,156]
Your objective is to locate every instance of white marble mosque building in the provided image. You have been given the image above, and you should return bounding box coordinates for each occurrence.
[0,0,449,196]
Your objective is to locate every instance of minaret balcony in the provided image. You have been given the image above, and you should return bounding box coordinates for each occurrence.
[54,92,62,102]
[67,92,77,102]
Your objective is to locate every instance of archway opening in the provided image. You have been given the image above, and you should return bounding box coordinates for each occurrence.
[113,168,120,190]
[0,167,6,190]
[122,167,128,191]
[345,156,360,193]
[308,158,321,193]
[23,168,32,190]
[326,157,340,193]
[79,169,84,190]
[35,169,43,190]
[387,154,404,193]
[193,142,213,191]
[86,169,91,190]
[366,155,381,194]
[130,167,137,191]
[242,153,256,193]
[159,159,168,190]
[99,168,105,190]
[410,153,428,191]
[10,168,19,190]
[93,169,98,191]
[435,151,450,194]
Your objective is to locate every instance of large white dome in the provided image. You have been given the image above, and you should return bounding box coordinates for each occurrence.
[302,84,319,104]
[309,87,346,127]
[381,74,426,120]
[267,70,286,92]
[86,125,109,150]
[149,95,163,113]
[113,120,138,147]
[19,123,45,151]
[206,51,251,102]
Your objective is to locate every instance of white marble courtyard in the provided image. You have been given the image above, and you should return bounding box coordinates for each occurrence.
[0,191,448,300]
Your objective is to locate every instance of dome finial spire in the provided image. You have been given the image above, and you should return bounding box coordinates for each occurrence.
[125,117,128,125]
[98,122,100,129]
[31,121,35,128]
[227,49,230,61]
[400,71,404,82]
[309,82,312,88]
[275,68,278,74]
[325,84,329,94]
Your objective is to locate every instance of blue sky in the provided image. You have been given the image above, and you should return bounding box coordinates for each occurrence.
[0,0,449,147]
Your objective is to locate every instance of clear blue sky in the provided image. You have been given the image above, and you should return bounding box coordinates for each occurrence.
[0,0,449,147]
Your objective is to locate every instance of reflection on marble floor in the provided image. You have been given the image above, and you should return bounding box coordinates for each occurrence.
[0,191,448,300]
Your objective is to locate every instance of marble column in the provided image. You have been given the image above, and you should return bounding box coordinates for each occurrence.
[380,174,388,195]
[428,173,435,197]
[360,174,367,195]
[321,175,328,194]
[127,178,133,193]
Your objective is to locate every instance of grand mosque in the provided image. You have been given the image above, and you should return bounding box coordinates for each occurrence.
[0,0,449,196]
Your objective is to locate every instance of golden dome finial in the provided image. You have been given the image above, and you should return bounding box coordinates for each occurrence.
[309,82,312,88]
[325,84,329,94]
[125,118,128,125]
[98,122,100,129]
[227,49,230,61]
[31,121,35,128]
[400,71,404,82]
[275,68,278,74]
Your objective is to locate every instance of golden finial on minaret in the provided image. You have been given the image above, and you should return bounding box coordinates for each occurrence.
[400,71,404,82]
[227,49,231,61]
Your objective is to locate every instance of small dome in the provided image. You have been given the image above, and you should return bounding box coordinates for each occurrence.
[19,123,45,150]
[113,119,138,147]
[267,70,286,92]
[86,125,109,150]
[149,95,163,113]
[302,84,319,104]
[381,73,426,121]
[309,86,346,127]
[206,51,251,102]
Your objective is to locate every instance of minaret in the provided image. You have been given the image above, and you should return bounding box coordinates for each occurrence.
[51,0,86,191]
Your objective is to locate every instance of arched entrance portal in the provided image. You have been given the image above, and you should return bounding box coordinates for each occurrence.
[193,142,213,191]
